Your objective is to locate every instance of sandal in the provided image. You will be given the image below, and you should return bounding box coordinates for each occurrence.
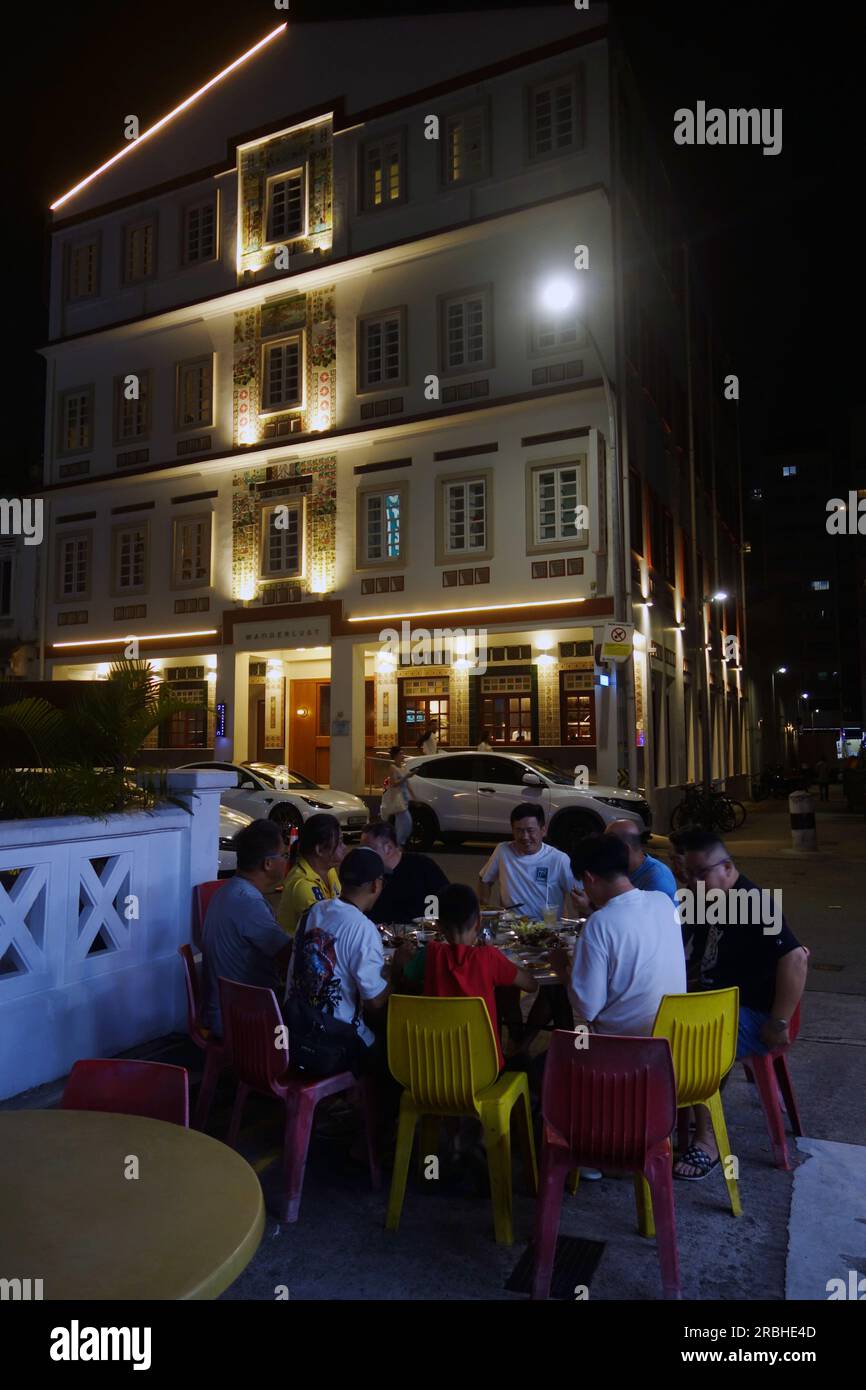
[674,1145,720,1181]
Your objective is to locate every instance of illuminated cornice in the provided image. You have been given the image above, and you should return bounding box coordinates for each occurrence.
[52,629,218,649]
[348,598,586,623]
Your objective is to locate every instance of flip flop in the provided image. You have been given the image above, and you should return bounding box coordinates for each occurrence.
[674,1145,720,1181]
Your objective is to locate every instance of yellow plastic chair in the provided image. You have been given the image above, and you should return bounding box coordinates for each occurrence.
[651,987,742,1218]
[385,995,538,1244]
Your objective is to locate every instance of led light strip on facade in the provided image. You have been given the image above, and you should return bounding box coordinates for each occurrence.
[52,630,218,649]
[50,24,288,211]
[347,597,587,623]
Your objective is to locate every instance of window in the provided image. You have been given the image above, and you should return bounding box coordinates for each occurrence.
[560,684,596,746]
[176,357,213,430]
[444,107,488,184]
[56,532,90,600]
[122,218,156,283]
[751,487,763,501]
[261,337,302,411]
[361,132,403,210]
[810,579,830,591]
[531,307,585,355]
[531,461,585,547]
[358,487,404,566]
[0,549,13,617]
[161,685,208,749]
[443,477,487,555]
[57,387,93,454]
[782,465,798,478]
[400,695,449,747]
[358,310,405,391]
[529,75,580,158]
[629,472,644,554]
[440,289,490,372]
[113,525,148,593]
[172,515,212,588]
[183,199,217,264]
[266,171,305,242]
[479,693,533,745]
[261,501,304,579]
[114,371,151,443]
[67,239,99,300]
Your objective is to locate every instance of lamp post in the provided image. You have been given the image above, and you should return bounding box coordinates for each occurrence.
[771,666,787,765]
[538,274,632,788]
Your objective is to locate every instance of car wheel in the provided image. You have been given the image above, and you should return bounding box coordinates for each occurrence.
[269,804,302,844]
[408,804,439,852]
[547,811,602,857]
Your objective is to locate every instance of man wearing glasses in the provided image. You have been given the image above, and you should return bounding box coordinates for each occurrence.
[201,819,294,1034]
[674,829,808,1181]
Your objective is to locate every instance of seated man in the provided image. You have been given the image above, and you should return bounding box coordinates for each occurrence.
[360,819,448,925]
[277,812,344,936]
[603,818,678,902]
[548,834,686,1037]
[394,883,538,1070]
[675,829,808,1180]
[201,819,293,1035]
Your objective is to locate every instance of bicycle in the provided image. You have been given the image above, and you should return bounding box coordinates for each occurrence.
[670,786,745,834]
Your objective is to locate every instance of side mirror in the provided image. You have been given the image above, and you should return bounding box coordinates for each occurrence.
[522,772,543,787]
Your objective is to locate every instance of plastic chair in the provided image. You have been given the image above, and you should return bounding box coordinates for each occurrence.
[532,1032,681,1300]
[218,977,380,1223]
[192,879,226,951]
[178,944,228,1131]
[61,1058,189,1127]
[740,999,804,1169]
[652,987,742,1217]
[385,995,538,1245]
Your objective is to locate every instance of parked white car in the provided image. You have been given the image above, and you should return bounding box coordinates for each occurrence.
[180,760,369,841]
[217,803,254,876]
[402,750,652,852]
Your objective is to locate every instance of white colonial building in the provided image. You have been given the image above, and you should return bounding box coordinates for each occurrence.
[19,6,751,818]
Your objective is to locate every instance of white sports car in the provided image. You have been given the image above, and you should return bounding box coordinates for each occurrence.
[180,759,369,841]
[217,803,254,876]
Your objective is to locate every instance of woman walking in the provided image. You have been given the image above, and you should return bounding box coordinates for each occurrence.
[380,745,417,846]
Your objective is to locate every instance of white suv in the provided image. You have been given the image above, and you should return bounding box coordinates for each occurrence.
[402,751,651,852]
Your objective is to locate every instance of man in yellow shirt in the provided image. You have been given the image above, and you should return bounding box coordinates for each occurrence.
[278,813,345,936]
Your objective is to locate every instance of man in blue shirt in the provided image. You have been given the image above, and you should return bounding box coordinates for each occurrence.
[603,819,678,902]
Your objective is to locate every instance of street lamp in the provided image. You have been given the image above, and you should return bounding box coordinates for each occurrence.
[771,666,788,765]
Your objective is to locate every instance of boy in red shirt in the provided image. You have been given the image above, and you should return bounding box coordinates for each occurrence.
[397,883,538,1069]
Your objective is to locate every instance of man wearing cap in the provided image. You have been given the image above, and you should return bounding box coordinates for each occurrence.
[603,818,678,903]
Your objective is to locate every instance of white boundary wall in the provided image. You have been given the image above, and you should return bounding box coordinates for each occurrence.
[0,770,235,1100]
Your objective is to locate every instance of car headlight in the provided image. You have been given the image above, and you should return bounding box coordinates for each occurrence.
[298,796,334,809]
[594,796,639,811]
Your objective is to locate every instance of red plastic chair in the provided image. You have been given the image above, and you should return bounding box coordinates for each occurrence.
[192,879,226,951]
[740,999,804,1170]
[218,977,381,1223]
[532,1032,681,1301]
[178,944,228,1131]
[61,1058,189,1127]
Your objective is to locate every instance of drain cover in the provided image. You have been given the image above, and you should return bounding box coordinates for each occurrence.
[506,1235,605,1299]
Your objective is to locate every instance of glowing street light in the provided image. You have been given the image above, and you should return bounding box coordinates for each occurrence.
[539,275,578,314]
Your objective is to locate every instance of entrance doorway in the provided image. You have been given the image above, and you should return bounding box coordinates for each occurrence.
[290,678,375,785]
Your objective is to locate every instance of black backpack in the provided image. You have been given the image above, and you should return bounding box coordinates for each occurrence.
[283,907,367,1078]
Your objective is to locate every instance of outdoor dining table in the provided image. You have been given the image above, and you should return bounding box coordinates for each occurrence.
[0,1109,265,1300]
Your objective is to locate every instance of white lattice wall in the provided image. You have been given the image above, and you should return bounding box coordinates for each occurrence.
[0,770,234,1100]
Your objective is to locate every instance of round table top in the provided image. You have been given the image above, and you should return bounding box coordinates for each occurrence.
[0,1109,264,1300]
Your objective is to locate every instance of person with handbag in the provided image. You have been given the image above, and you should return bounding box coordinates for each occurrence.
[379,745,416,846]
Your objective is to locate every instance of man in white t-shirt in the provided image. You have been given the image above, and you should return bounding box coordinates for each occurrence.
[549,834,686,1036]
[478,802,577,920]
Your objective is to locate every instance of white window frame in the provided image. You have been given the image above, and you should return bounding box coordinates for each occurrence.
[357,308,406,392]
[265,169,307,245]
[55,530,92,602]
[439,286,492,375]
[122,216,157,284]
[57,386,94,456]
[527,457,589,553]
[443,106,489,186]
[437,472,491,562]
[113,370,151,444]
[112,522,149,596]
[360,131,405,211]
[182,196,218,265]
[357,484,406,568]
[530,305,587,357]
[171,513,213,589]
[66,237,100,301]
[260,335,304,413]
[259,499,306,581]
[528,74,581,160]
[175,356,214,431]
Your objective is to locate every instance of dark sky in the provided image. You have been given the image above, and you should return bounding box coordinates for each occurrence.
[6,0,858,492]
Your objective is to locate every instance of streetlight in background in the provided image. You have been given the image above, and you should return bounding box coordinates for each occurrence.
[537,272,633,787]
[771,666,787,764]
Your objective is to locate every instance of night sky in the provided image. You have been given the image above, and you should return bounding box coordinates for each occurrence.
[8,0,858,493]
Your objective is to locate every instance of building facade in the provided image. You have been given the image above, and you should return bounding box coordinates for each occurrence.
[18,8,750,818]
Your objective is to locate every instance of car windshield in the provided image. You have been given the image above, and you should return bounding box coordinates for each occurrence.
[519,756,581,787]
[244,763,319,790]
